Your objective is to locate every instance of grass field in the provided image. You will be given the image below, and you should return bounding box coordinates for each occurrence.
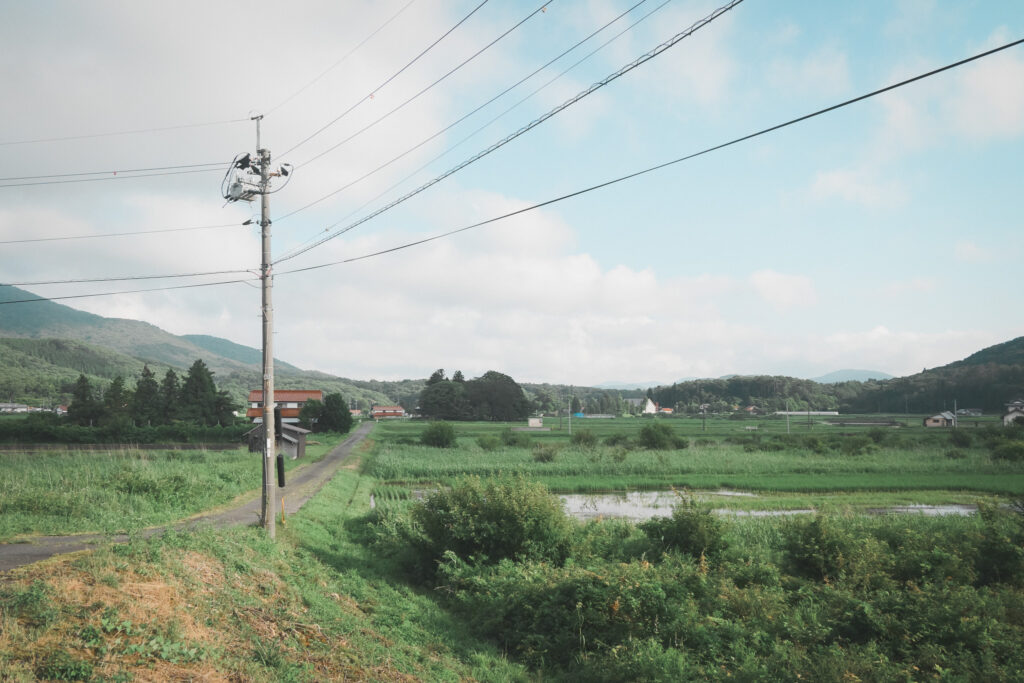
[365,416,1024,501]
[0,434,347,542]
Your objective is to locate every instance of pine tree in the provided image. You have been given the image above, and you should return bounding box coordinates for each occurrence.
[131,365,160,426]
[159,368,180,424]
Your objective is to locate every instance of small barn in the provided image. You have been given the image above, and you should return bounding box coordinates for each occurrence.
[923,411,956,428]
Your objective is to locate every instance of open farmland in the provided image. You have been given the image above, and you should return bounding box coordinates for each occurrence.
[365,416,1024,503]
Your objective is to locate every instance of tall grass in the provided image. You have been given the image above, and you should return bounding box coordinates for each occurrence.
[0,435,346,541]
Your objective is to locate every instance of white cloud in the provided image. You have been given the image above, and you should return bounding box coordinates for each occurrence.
[954,241,994,263]
[810,168,906,208]
[748,270,817,309]
[883,277,938,295]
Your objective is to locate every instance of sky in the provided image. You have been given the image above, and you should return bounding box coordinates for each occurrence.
[1,0,1022,386]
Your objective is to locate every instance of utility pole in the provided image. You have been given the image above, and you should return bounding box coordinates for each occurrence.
[222,115,292,539]
[257,116,276,540]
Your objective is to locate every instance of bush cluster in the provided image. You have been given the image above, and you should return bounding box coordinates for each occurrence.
[636,422,688,450]
[420,422,457,448]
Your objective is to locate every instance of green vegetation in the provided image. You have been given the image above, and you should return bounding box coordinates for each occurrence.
[0,434,344,542]
[364,418,1024,495]
[420,421,457,448]
[419,368,531,421]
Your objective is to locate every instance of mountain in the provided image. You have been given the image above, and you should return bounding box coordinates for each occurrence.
[181,334,301,373]
[945,337,1024,369]
[812,369,894,384]
[0,286,394,408]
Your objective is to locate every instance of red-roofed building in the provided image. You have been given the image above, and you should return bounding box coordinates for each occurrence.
[371,405,405,419]
[247,389,323,424]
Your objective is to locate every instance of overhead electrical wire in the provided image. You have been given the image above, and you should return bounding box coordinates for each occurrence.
[280,0,491,159]
[0,118,247,147]
[4,37,1019,307]
[264,0,420,116]
[0,277,258,306]
[273,0,652,225]
[0,222,247,245]
[292,1,554,170]
[273,0,743,265]
[3,267,254,287]
[0,167,222,189]
[273,37,1024,276]
[0,161,229,184]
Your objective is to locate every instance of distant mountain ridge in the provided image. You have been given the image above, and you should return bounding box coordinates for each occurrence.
[0,286,392,407]
[811,369,894,383]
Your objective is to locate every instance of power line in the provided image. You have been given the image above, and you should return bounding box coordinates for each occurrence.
[273,0,742,265]
[0,118,247,147]
[327,0,671,234]
[10,36,1017,308]
[280,0,491,159]
[274,0,651,225]
[0,161,229,183]
[0,222,247,245]
[0,277,258,306]
[293,1,553,170]
[3,267,254,287]
[0,167,222,189]
[275,37,1024,275]
[264,0,420,116]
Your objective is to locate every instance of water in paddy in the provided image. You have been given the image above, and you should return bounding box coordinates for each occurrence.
[558,490,978,521]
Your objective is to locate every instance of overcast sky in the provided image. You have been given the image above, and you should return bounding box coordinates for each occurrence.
[1,0,1022,385]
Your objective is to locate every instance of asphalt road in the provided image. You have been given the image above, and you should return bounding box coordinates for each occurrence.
[0,421,374,573]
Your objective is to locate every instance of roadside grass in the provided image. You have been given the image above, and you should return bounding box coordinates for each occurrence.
[0,453,527,680]
[0,432,350,542]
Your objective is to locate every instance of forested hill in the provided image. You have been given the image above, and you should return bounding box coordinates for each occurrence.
[647,337,1024,415]
[0,287,395,408]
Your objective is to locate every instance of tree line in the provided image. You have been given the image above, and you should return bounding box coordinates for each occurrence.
[418,370,532,421]
[68,359,235,427]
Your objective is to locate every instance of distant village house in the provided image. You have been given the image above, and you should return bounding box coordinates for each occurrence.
[371,405,405,419]
[246,389,323,424]
[1004,400,1024,427]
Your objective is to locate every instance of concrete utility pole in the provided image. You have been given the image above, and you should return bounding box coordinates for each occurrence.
[256,116,276,540]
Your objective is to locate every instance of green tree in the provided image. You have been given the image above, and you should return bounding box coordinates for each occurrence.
[452,370,465,383]
[103,375,129,419]
[298,398,323,430]
[419,380,468,420]
[318,393,353,433]
[179,359,234,426]
[464,371,531,421]
[131,365,160,426]
[426,368,446,385]
[68,374,99,426]
[159,368,180,423]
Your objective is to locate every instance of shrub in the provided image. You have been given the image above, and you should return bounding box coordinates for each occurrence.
[949,429,972,448]
[532,443,558,462]
[639,494,727,558]
[945,449,967,460]
[420,422,456,448]
[637,422,688,450]
[475,434,501,451]
[867,427,889,444]
[499,428,532,448]
[603,432,632,448]
[991,441,1024,462]
[410,476,572,568]
[838,435,875,456]
[570,429,597,448]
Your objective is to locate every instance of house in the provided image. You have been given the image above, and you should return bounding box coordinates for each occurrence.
[1004,400,1024,427]
[0,403,30,414]
[243,422,312,459]
[350,409,363,418]
[246,389,323,424]
[658,407,674,415]
[371,405,405,419]
[642,398,658,414]
[923,411,956,428]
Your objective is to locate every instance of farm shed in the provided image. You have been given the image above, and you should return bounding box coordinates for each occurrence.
[923,411,956,428]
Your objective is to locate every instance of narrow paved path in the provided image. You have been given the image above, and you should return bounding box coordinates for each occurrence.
[0,421,374,573]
